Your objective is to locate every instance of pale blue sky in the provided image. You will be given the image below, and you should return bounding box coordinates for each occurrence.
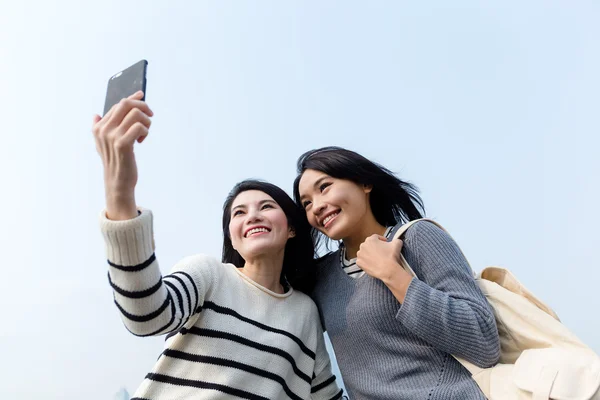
[1,1,598,399]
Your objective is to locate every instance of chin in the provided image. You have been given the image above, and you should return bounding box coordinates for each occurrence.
[319,226,344,241]
[244,242,285,258]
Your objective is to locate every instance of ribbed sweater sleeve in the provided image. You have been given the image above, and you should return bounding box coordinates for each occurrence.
[100,208,217,337]
[395,221,500,368]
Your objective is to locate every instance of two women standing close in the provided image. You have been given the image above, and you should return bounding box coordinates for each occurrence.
[93,92,499,399]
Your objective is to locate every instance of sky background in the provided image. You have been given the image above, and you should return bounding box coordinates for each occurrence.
[1,1,599,399]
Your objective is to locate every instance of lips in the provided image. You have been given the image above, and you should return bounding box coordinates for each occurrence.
[320,210,340,228]
[244,226,271,238]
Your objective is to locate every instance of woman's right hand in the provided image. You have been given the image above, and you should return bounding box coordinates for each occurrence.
[92,91,153,220]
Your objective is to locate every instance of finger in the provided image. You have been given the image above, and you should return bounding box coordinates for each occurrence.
[120,107,152,136]
[109,99,153,127]
[128,90,145,100]
[92,114,102,135]
[365,234,379,242]
[394,238,404,250]
[377,235,388,242]
[122,121,149,146]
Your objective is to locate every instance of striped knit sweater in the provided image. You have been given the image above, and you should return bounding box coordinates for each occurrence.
[100,209,343,400]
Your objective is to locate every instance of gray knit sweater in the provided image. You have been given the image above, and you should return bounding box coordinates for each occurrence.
[312,221,500,399]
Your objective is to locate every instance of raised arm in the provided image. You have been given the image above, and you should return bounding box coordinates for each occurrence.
[93,93,213,336]
[101,210,216,337]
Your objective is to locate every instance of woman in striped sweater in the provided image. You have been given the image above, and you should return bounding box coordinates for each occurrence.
[93,92,342,400]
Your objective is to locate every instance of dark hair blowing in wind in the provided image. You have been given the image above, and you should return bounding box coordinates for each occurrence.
[293,146,425,244]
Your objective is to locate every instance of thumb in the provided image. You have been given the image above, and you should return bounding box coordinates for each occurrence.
[92,114,102,124]
[393,238,404,251]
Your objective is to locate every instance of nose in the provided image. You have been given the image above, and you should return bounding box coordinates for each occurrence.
[312,199,327,216]
[245,207,263,224]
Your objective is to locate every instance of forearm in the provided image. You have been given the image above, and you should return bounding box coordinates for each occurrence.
[396,279,500,367]
[381,264,412,304]
[397,221,500,367]
[101,209,191,336]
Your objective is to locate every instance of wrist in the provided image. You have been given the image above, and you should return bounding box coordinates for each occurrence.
[105,192,138,221]
[382,263,412,298]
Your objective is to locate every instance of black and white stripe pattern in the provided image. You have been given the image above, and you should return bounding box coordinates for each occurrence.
[340,226,393,279]
[101,208,342,400]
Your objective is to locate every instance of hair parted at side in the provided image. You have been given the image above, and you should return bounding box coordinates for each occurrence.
[222,179,316,293]
[293,146,425,244]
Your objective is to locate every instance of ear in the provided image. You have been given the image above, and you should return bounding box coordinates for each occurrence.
[363,184,373,194]
[288,227,296,239]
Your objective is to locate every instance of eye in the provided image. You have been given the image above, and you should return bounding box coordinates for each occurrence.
[319,182,331,192]
[302,200,312,209]
[233,210,244,216]
[261,203,274,210]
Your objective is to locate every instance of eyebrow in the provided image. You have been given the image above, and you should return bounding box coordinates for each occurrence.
[231,199,277,211]
[300,176,329,201]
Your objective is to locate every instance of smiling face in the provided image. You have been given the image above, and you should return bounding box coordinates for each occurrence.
[228,190,295,261]
[298,169,373,241]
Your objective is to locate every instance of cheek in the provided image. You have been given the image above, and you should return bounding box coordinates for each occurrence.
[326,188,348,208]
[332,186,368,217]
[303,210,319,228]
[272,212,289,232]
[229,220,242,244]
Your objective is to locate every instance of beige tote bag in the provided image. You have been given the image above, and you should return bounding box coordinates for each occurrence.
[392,219,600,400]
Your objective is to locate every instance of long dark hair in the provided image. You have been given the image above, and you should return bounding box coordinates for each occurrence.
[293,146,425,245]
[222,180,316,293]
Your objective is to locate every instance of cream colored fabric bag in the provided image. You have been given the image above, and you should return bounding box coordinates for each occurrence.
[392,219,600,400]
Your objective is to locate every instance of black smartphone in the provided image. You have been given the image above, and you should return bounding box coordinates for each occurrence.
[103,60,148,116]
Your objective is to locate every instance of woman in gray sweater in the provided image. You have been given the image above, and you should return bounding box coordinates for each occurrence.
[293,146,500,400]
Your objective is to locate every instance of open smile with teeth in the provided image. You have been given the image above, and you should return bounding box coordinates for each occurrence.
[322,212,340,227]
[245,227,270,238]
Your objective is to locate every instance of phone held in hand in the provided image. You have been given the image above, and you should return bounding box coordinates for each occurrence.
[103,60,148,116]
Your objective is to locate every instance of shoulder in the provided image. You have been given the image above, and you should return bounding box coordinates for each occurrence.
[400,220,467,265]
[291,289,317,307]
[172,253,228,278]
[403,220,453,246]
[289,290,322,324]
[178,253,223,267]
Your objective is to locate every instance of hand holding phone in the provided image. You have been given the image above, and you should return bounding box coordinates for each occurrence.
[93,61,152,221]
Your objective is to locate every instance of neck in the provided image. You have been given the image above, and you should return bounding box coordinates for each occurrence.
[239,251,285,294]
[343,214,387,259]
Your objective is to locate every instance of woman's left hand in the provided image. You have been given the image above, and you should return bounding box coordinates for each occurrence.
[355,235,404,280]
[356,235,413,301]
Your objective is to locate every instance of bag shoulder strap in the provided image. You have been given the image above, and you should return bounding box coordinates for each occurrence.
[390,218,447,242]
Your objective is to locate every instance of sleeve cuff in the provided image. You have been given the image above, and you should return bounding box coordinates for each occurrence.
[395,277,431,327]
[99,207,155,267]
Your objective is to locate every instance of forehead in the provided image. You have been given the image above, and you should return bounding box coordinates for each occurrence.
[298,169,330,194]
[231,190,276,208]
